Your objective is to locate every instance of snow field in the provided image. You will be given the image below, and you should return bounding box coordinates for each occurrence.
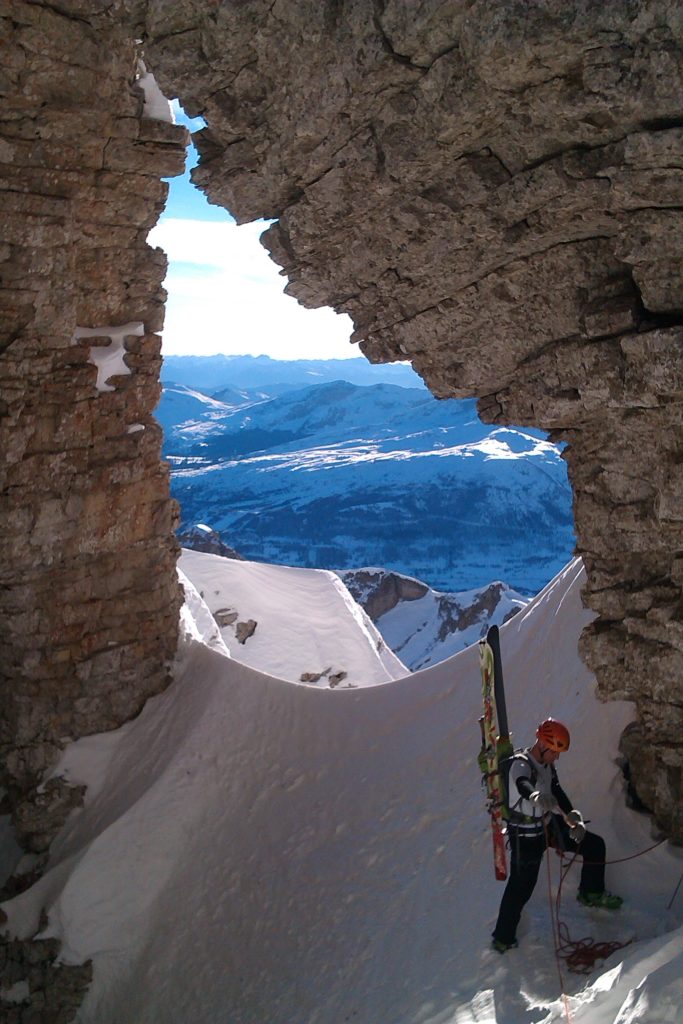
[2,559,683,1023]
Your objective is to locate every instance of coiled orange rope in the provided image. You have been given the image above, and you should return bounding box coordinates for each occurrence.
[551,845,633,969]
[540,826,666,1023]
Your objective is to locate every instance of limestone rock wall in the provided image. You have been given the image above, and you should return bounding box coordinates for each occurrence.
[139,1,683,840]
[0,1,185,852]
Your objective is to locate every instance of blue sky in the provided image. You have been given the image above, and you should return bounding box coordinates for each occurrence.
[148,103,355,359]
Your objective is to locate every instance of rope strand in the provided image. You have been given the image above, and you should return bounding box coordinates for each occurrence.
[586,838,665,867]
[538,821,664,1021]
[548,835,670,974]
[549,831,674,971]
[532,820,668,1022]
[666,871,683,911]
[552,846,631,973]
[543,821,574,1024]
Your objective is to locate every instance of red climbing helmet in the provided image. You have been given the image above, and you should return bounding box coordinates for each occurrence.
[536,718,571,752]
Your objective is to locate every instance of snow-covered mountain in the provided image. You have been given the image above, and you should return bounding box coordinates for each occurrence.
[154,382,254,440]
[176,523,244,559]
[4,558,683,1024]
[178,548,407,686]
[340,566,528,670]
[161,379,575,594]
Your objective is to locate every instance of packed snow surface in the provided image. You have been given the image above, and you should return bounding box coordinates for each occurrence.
[3,560,683,1023]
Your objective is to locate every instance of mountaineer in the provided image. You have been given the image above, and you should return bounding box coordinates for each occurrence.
[492,717,622,953]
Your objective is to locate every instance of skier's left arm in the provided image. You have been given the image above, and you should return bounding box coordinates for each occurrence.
[550,768,573,816]
[551,770,587,841]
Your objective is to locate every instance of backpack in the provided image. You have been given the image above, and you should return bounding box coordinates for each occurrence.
[499,748,538,824]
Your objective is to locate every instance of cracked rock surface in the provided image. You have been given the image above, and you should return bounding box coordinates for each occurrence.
[141,0,683,840]
[1,1,185,849]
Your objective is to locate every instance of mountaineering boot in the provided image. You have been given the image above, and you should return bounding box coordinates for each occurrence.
[577,889,623,910]
[491,937,519,954]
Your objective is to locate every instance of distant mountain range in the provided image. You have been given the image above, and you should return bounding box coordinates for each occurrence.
[161,354,424,392]
[158,357,575,595]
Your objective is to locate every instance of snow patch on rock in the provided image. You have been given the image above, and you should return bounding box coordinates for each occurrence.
[72,323,143,393]
[136,60,174,123]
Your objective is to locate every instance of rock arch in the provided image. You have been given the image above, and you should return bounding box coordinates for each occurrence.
[143,0,683,840]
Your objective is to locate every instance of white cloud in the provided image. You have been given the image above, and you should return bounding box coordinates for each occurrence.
[147,218,355,359]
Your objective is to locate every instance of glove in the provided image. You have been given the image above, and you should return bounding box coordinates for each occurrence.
[530,790,555,814]
[566,809,586,844]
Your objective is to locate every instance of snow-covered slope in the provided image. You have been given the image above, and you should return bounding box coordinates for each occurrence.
[340,566,528,669]
[178,548,407,685]
[4,560,683,1024]
[166,383,574,594]
[154,383,254,444]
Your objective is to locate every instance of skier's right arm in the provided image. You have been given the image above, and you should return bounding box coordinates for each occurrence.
[512,770,536,801]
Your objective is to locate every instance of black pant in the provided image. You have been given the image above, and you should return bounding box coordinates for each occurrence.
[492,815,606,946]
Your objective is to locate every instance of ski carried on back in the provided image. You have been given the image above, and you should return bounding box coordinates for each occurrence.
[478,625,513,881]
